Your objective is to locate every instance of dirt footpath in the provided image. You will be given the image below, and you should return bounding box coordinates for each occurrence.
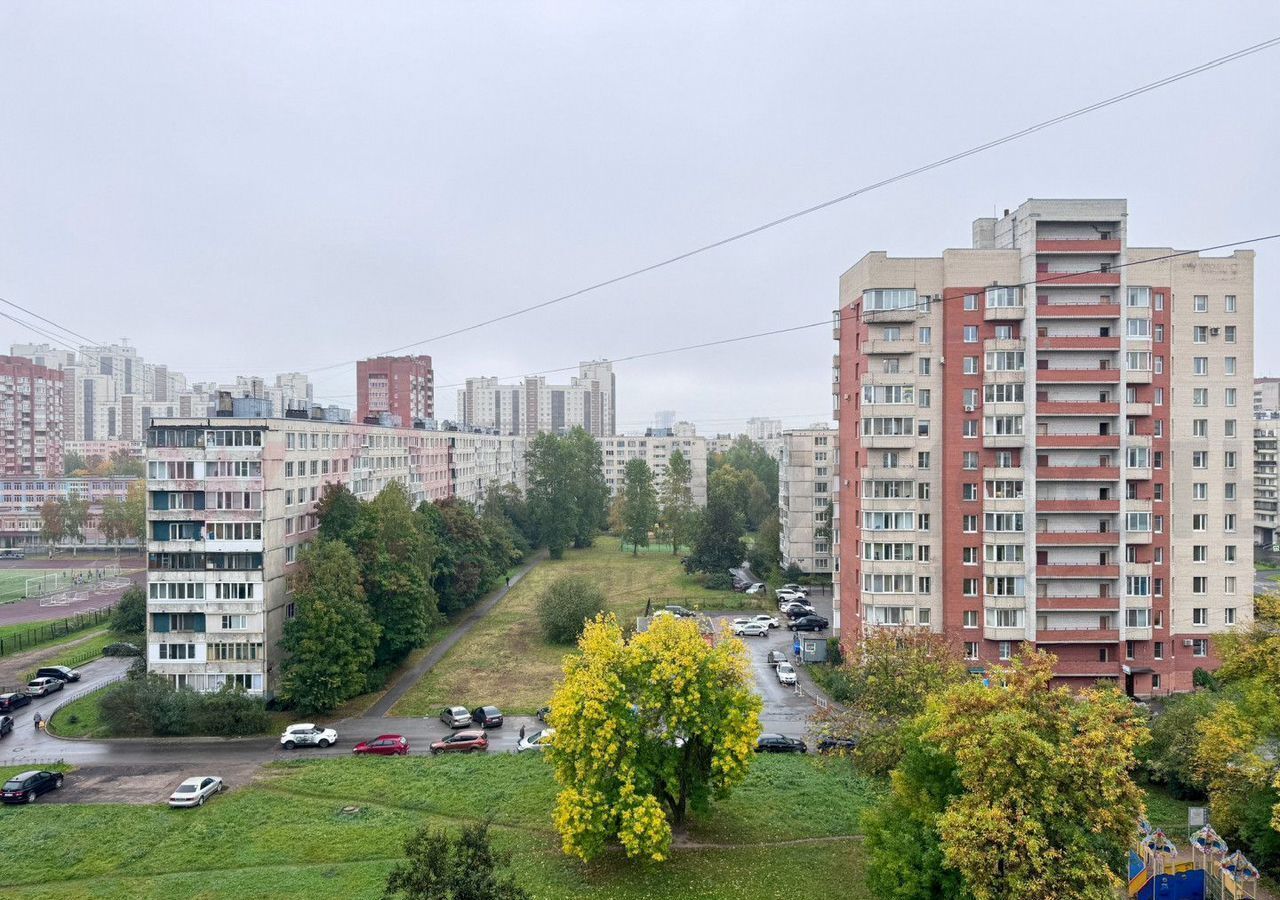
[42,762,265,805]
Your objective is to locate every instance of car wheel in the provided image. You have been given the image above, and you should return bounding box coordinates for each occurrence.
[54,775,63,789]
[197,795,205,806]
[26,791,36,803]
[217,783,224,792]
[283,740,295,750]
[318,739,331,748]
[431,748,440,756]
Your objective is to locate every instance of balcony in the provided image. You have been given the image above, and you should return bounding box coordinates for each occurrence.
[1123,626,1154,641]
[1035,434,1120,449]
[862,306,921,324]
[1126,529,1153,545]
[1037,271,1121,287]
[1037,564,1120,578]
[984,303,1026,322]
[1036,239,1123,254]
[1036,336,1121,351]
[1036,499,1120,513]
[984,625,1028,641]
[1126,402,1152,416]
[1036,627,1119,644]
[1037,401,1120,416]
[1036,530,1119,546]
[1035,595,1120,612]
[862,433,916,449]
[983,466,1025,480]
[1036,368,1121,384]
[982,432,1026,449]
[860,340,913,355]
[1036,465,1120,481]
[832,310,841,340]
[1125,369,1153,385]
[1035,301,1121,319]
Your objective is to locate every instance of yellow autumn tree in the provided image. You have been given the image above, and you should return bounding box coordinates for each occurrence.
[923,651,1147,900]
[546,613,761,862]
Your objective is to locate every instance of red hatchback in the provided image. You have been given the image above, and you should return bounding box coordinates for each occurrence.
[430,730,488,755]
[352,734,409,756]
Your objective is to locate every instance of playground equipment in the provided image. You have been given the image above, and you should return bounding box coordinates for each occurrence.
[1128,822,1259,899]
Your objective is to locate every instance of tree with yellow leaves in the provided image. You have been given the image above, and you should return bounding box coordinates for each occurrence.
[545,613,762,862]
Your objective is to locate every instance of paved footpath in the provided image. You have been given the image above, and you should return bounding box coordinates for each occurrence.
[366,549,547,718]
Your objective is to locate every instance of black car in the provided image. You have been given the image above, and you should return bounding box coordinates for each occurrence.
[0,692,31,713]
[788,615,829,632]
[756,733,807,754]
[471,706,504,728]
[783,605,815,619]
[0,549,25,559]
[817,736,858,754]
[535,706,551,723]
[663,605,697,618]
[765,650,787,667]
[2,770,64,804]
[0,715,13,738]
[35,666,81,683]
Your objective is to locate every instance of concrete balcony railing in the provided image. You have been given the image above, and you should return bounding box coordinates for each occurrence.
[1125,369,1153,384]
[1126,402,1153,416]
[1036,465,1120,481]
[1036,239,1123,254]
[984,625,1028,641]
[1036,499,1121,513]
[1123,626,1154,641]
[1036,336,1121,351]
[1036,627,1119,643]
[984,304,1026,321]
[1035,434,1120,449]
[1037,401,1120,416]
[983,466,1025,480]
[1037,271,1121,287]
[861,433,916,449]
[1036,530,1120,546]
[1125,529,1154,545]
[1035,595,1120,612]
[860,340,913,355]
[1037,564,1121,578]
[1034,301,1121,319]
[1036,368,1122,384]
[983,433,1026,449]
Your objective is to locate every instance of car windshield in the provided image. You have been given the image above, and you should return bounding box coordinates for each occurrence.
[178,780,201,791]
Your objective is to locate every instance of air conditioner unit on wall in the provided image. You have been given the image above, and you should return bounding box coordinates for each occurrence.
[964,405,975,412]
[1183,639,1194,647]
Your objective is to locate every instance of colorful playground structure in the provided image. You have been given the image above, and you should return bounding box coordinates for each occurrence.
[1128,822,1260,899]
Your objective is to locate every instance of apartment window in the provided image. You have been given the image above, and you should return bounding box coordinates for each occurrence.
[1193,357,1208,376]
[918,357,932,375]
[1192,420,1207,438]
[1127,287,1150,308]
[1225,607,1236,625]
[1192,576,1207,595]
[220,615,249,630]
[1225,451,1237,468]
[918,452,931,469]
[1193,325,1207,343]
[1154,356,1163,374]
[1225,577,1236,595]
[1125,641,1136,661]
[964,294,978,311]
[963,547,978,564]
[1154,324,1164,343]
[1194,294,1208,312]
[1192,514,1207,532]
[962,610,978,628]
[962,483,978,501]
[1193,482,1209,501]
[1154,420,1163,437]
[1226,388,1237,407]
[985,351,1025,372]
[963,451,978,470]
[1225,294,1237,312]
[1193,545,1207,562]
[1225,357,1237,376]
[917,607,931,625]
[963,388,979,406]
[285,545,296,564]
[918,326,931,343]
[998,641,1014,661]
[963,325,979,343]
[1099,647,1111,662]
[1153,642,1163,660]
[1154,484,1163,501]
[1192,607,1208,626]
[917,577,932,595]
[1225,420,1237,438]
[1224,514,1237,533]
[157,643,197,661]
[285,462,294,477]
[1129,318,1152,338]
[963,420,978,438]
[917,420,930,437]
[963,357,978,375]
[918,389,931,408]
[1154,292,1165,310]
[963,642,979,660]
[962,515,977,533]
[1225,545,1237,562]
[917,545,931,562]
[1192,452,1207,469]
[1192,388,1208,407]
[1225,325,1237,343]
[1192,639,1208,657]
[1155,387,1164,405]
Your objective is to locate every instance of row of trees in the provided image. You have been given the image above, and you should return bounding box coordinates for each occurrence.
[612,449,697,555]
[525,429,609,558]
[280,480,531,713]
[63,448,145,478]
[38,481,146,550]
[1141,593,1280,868]
[816,633,1149,899]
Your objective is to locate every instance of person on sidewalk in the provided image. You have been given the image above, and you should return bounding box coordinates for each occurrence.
[519,723,526,741]
[505,574,511,587]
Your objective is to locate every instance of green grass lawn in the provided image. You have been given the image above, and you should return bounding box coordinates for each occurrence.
[0,752,878,900]
[391,541,766,716]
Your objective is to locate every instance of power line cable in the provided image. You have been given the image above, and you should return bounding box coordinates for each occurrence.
[299,35,1280,374]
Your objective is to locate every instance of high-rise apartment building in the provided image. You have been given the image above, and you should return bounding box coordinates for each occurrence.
[145,415,525,696]
[779,427,835,574]
[1254,424,1277,548]
[0,356,64,476]
[834,199,1253,697]
[599,432,708,506]
[356,355,434,426]
[458,361,616,438]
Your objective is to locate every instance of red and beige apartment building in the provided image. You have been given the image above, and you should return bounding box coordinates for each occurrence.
[356,355,435,426]
[833,199,1253,696]
[0,355,64,477]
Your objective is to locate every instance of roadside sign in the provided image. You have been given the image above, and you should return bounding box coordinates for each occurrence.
[1188,807,1207,828]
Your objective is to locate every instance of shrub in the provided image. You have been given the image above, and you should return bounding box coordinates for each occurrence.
[98,675,271,737]
[111,586,147,635]
[703,572,734,591]
[537,576,606,644]
[1139,690,1218,798]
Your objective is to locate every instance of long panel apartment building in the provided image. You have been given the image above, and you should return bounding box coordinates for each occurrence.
[834,198,1253,697]
[145,416,525,695]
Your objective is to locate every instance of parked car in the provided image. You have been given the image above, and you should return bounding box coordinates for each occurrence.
[430,730,489,754]
[2,769,63,803]
[775,588,806,602]
[779,597,814,612]
[0,692,31,712]
[168,776,223,808]
[0,715,13,738]
[664,605,697,618]
[26,677,63,697]
[817,736,858,754]
[280,723,337,749]
[776,662,797,685]
[517,727,556,752]
[747,614,779,629]
[0,549,25,559]
[783,611,824,634]
[781,583,806,594]
[471,706,504,728]
[732,620,769,638]
[766,650,788,667]
[788,615,829,633]
[744,582,766,595]
[103,642,142,657]
[353,734,409,756]
[35,666,80,683]
[755,734,807,754]
[535,706,551,723]
[439,706,471,728]
[782,603,816,618]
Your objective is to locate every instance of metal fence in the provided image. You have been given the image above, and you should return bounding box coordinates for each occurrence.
[0,604,117,657]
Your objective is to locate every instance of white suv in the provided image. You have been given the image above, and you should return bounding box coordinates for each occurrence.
[280,723,337,750]
[776,662,798,685]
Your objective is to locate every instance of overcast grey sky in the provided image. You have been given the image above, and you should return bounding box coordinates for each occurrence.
[3,2,1278,434]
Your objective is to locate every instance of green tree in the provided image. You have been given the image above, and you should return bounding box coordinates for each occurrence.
[98,495,129,548]
[709,436,778,504]
[747,510,782,579]
[883,651,1147,900]
[564,427,608,549]
[107,449,145,478]
[422,498,499,615]
[279,540,381,713]
[316,481,363,545]
[63,451,89,475]
[383,820,530,900]
[481,483,534,552]
[354,482,440,666]
[620,458,658,555]
[687,493,745,575]
[123,480,146,545]
[548,614,762,861]
[111,585,147,635]
[659,448,695,554]
[39,497,65,547]
[1140,690,1218,798]
[63,495,90,547]
[526,433,576,558]
[537,575,606,644]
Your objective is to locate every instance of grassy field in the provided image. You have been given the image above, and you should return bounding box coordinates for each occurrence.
[391,541,767,716]
[0,753,879,900]
[0,569,48,603]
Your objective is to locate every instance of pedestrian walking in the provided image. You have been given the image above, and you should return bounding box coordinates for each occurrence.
[33,712,43,730]
[519,723,526,741]
[505,574,511,587]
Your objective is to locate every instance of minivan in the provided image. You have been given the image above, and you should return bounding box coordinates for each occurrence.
[35,666,80,683]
